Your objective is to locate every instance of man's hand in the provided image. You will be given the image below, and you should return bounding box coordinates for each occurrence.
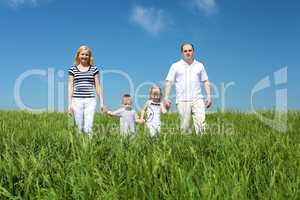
[204,80,211,109]
[206,97,212,109]
[164,97,172,110]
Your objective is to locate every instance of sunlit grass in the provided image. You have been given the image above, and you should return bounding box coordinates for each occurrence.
[0,111,299,199]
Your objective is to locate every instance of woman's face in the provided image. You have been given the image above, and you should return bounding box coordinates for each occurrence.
[78,49,90,65]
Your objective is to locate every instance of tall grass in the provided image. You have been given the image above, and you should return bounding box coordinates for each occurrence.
[0,111,299,199]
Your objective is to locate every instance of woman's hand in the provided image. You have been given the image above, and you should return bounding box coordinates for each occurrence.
[101,105,108,113]
[68,104,73,115]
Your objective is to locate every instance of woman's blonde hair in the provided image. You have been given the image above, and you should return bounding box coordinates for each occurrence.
[73,45,95,66]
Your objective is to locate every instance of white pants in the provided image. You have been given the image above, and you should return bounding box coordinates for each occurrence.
[146,123,161,137]
[176,98,206,134]
[72,98,97,134]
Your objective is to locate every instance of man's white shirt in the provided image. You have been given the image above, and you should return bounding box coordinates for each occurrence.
[166,59,208,103]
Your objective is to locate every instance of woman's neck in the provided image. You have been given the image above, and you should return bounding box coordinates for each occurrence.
[78,63,89,67]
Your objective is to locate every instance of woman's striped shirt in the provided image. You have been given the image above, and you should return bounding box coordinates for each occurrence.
[68,65,99,98]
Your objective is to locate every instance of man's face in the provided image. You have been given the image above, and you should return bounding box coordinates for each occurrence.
[182,44,194,61]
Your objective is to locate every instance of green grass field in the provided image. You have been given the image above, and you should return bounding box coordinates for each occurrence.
[0,111,299,199]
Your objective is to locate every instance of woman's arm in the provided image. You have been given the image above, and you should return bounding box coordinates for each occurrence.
[67,75,74,114]
[94,74,105,111]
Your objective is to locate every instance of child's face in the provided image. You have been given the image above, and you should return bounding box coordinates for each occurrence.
[150,88,161,102]
[78,50,90,65]
[122,97,132,107]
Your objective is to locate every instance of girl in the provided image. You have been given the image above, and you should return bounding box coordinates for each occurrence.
[68,45,105,135]
[140,85,167,136]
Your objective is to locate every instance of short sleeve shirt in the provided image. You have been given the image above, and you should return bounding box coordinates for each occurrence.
[68,65,99,98]
[112,107,136,134]
[166,59,208,102]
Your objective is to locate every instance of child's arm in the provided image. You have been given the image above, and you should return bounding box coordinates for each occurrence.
[106,108,123,117]
[135,113,144,124]
[106,111,116,116]
[139,100,150,122]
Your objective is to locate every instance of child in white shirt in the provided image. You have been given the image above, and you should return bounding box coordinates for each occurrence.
[140,86,167,136]
[106,94,143,136]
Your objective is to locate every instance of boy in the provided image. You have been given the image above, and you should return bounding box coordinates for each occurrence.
[105,94,143,136]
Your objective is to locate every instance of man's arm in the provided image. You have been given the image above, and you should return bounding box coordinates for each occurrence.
[165,81,172,99]
[204,80,212,108]
[165,63,176,108]
[164,81,172,109]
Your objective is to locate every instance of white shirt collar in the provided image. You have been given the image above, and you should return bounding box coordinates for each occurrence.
[180,59,196,66]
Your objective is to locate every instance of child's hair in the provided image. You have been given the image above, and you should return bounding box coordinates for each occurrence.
[73,45,95,66]
[122,94,132,105]
[149,85,162,101]
[123,94,131,98]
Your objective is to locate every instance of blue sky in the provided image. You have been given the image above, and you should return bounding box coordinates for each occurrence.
[0,0,299,112]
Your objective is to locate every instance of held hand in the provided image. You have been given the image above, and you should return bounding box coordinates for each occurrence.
[206,97,212,109]
[164,98,172,110]
[137,118,145,124]
[101,105,108,113]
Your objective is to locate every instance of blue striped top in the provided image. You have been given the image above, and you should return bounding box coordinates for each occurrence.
[68,65,99,98]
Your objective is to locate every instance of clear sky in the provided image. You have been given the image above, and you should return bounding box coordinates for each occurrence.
[0,0,299,112]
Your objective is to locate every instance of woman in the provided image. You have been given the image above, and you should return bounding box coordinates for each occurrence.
[68,45,105,135]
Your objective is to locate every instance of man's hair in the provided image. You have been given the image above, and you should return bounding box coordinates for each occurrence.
[180,43,194,52]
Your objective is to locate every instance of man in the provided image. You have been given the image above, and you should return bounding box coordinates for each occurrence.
[165,43,212,134]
